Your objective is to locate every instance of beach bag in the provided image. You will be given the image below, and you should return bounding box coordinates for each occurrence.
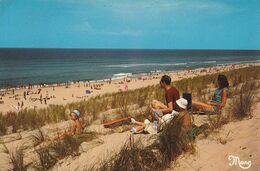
[183,93,192,111]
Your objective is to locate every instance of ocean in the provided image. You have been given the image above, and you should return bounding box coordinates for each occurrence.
[0,48,260,88]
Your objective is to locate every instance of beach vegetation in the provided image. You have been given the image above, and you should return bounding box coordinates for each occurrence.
[0,66,259,136]
[34,132,98,170]
[229,83,255,120]
[3,145,26,171]
[34,145,57,171]
[97,114,195,171]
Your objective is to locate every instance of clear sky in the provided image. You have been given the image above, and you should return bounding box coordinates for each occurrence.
[0,0,259,49]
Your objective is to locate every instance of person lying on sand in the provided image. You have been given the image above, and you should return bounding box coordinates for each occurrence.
[130,98,189,134]
[192,74,229,113]
[151,75,180,120]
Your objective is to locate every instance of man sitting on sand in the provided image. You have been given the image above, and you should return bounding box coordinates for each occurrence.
[130,98,191,134]
[151,75,180,119]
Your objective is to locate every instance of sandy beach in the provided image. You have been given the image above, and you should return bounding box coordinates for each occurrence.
[0,62,258,114]
[0,62,259,171]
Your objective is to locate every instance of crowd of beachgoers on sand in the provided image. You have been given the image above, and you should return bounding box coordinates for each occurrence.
[0,63,256,114]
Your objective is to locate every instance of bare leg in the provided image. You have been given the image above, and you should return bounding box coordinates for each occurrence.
[135,125,146,133]
[151,100,168,109]
[134,120,146,126]
[192,100,214,112]
[150,100,168,121]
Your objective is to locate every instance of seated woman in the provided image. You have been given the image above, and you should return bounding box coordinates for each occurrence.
[192,74,229,113]
[130,98,190,134]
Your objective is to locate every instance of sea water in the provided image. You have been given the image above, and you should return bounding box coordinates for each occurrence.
[0,48,259,88]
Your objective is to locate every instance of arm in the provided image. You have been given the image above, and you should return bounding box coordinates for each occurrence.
[219,89,228,109]
[153,101,173,114]
[157,116,162,131]
[160,102,173,114]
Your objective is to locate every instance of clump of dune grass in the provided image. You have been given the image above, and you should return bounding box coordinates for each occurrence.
[97,114,195,171]
[98,139,163,171]
[50,132,98,158]
[50,135,80,158]
[156,115,195,163]
[4,145,26,171]
[230,83,255,119]
[206,112,228,130]
[33,132,98,170]
[117,94,130,118]
[34,145,57,171]
[0,112,7,135]
[30,128,45,147]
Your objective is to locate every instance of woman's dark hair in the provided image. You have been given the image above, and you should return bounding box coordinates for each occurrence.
[160,75,171,85]
[217,74,229,89]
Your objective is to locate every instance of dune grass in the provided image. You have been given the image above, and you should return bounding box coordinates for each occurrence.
[33,132,98,170]
[229,83,255,120]
[97,114,195,171]
[34,146,57,171]
[2,144,26,171]
[0,66,259,136]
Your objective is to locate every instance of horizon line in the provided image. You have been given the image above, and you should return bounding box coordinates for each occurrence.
[0,47,260,51]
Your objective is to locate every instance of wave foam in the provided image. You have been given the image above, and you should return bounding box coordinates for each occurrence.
[106,63,187,68]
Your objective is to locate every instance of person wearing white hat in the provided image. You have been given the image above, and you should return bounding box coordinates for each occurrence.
[68,109,82,135]
[51,109,82,140]
[176,98,192,131]
[159,98,188,129]
[130,98,191,134]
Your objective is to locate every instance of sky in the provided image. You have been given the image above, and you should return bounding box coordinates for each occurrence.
[0,0,259,49]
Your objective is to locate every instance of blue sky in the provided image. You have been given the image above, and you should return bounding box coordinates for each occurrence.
[0,0,259,49]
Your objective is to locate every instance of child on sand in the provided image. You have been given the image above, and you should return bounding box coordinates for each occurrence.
[66,110,82,136]
[54,110,82,140]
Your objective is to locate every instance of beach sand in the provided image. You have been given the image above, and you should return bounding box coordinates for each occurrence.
[0,63,258,114]
[167,102,260,171]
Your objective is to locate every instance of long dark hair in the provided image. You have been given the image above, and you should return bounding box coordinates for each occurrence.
[217,74,229,89]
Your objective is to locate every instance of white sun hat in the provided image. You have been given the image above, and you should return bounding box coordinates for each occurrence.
[176,98,188,109]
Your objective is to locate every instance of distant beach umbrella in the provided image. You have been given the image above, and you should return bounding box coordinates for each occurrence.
[85,90,91,94]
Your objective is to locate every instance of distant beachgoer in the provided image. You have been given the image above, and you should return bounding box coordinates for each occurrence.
[130,98,189,134]
[192,74,229,113]
[21,101,24,108]
[40,94,43,104]
[151,75,180,119]
[124,80,128,91]
[18,102,20,110]
[23,91,26,100]
[44,98,47,104]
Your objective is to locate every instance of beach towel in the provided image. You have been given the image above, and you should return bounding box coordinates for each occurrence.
[190,123,209,140]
